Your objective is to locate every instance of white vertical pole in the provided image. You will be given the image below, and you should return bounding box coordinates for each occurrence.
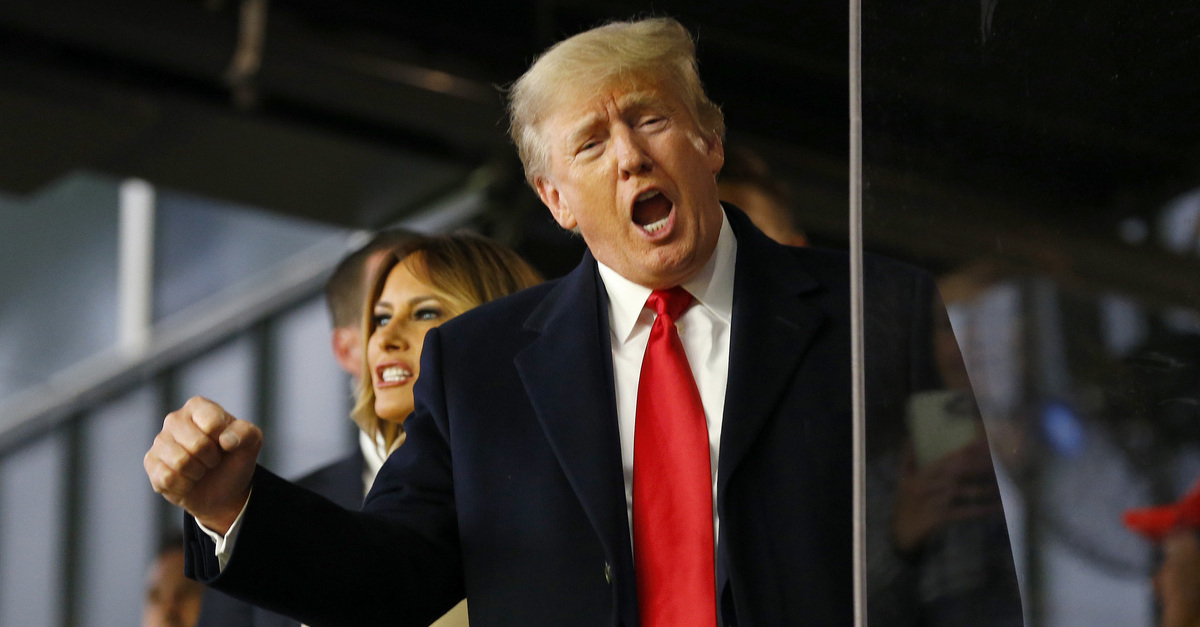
[118,179,156,355]
[849,0,867,625]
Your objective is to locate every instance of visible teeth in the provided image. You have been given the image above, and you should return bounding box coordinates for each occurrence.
[643,216,669,233]
[381,366,411,383]
[636,190,660,202]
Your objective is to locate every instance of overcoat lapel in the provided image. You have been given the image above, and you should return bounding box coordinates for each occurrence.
[512,252,633,584]
[718,208,827,498]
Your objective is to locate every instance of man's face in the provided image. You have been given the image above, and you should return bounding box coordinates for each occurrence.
[717,181,807,248]
[142,548,203,627]
[534,80,725,289]
[1156,530,1200,627]
[332,250,393,380]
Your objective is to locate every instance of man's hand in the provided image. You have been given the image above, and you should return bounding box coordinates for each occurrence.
[144,396,263,535]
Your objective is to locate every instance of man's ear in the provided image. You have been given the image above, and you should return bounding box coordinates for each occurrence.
[535,176,578,231]
[705,134,725,175]
[330,326,363,379]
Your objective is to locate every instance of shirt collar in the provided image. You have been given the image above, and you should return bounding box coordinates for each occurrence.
[597,211,737,346]
[359,428,388,484]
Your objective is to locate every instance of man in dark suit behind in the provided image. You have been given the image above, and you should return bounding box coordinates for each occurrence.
[144,17,1019,627]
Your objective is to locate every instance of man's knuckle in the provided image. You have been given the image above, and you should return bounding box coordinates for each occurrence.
[193,409,227,433]
[153,431,174,449]
[149,465,174,492]
[173,429,201,452]
[165,447,191,471]
[162,471,192,493]
[180,460,206,482]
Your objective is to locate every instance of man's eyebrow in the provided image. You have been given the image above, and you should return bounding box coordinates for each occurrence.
[617,91,662,111]
[565,112,604,147]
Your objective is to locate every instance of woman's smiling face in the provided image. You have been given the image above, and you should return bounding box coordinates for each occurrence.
[366,256,452,422]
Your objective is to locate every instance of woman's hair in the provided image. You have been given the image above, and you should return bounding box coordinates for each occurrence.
[507,17,725,187]
[351,232,543,451]
[323,228,416,329]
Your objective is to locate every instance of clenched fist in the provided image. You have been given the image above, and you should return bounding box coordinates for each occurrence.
[144,396,263,535]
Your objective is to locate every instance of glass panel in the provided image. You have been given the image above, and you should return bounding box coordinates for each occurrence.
[267,296,357,480]
[153,190,347,321]
[0,173,120,404]
[861,3,1200,626]
[77,384,161,627]
[0,432,67,627]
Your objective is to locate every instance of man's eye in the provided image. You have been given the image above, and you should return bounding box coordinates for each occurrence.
[372,314,392,328]
[639,116,666,129]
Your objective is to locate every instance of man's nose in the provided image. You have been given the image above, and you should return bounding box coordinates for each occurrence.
[615,127,652,177]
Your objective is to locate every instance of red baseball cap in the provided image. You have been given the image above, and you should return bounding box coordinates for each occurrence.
[1124,479,1200,542]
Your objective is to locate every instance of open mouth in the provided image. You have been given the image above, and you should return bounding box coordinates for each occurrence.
[632,190,674,234]
[379,365,412,384]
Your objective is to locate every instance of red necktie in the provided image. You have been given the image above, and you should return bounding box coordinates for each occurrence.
[633,287,717,627]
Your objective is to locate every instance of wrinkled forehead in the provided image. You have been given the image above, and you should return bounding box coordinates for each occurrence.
[556,86,667,126]
[538,75,690,137]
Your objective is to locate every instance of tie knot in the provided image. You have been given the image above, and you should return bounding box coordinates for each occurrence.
[647,286,694,322]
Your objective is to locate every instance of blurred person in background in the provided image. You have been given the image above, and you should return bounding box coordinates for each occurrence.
[1126,478,1200,627]
[717,144,808,247]
[865,289,1021,627]
[144,534,204,627]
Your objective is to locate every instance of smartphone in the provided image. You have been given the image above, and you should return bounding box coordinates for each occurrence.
[905,389,982,466]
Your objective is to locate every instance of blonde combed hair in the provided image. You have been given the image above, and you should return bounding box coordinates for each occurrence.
[507,17,725,187]
[351,232,543,452]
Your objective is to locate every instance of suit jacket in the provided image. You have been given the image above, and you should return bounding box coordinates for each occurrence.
[186,206,960,627]
[196,448,365,627]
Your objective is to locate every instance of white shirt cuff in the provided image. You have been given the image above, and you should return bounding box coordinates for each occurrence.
[194,489,252,572]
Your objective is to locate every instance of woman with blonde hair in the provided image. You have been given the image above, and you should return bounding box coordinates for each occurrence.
[186,231,539,627]
[352,232,543,458]
[342,231,541,627]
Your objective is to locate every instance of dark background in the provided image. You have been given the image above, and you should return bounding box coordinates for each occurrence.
[1,0,1198,303]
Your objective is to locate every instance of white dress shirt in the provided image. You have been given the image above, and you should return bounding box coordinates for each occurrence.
[360,428,389,496]
[596,212,737,541]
